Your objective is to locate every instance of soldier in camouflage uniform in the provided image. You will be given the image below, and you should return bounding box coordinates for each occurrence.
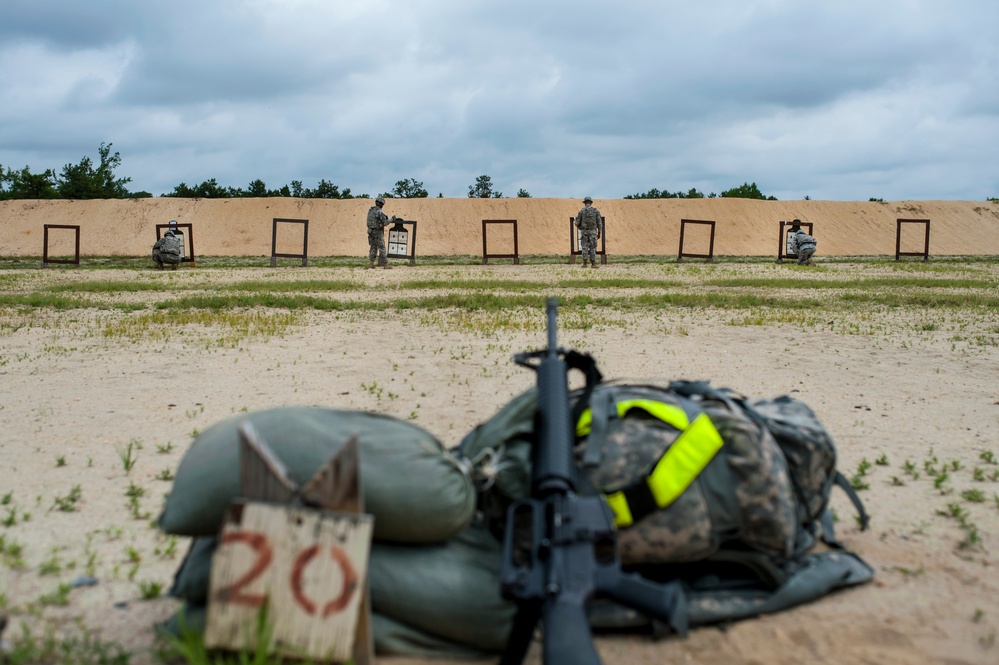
[152,229,184,270]
[787,220,817,265]
[574,196,602,268]
[366,196,396,269]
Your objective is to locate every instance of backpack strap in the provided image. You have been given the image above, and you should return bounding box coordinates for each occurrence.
[819,471,871,548]
[576,396,724,528]
[581,386,617,467]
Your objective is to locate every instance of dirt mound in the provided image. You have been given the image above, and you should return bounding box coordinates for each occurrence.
[2,197,997,258]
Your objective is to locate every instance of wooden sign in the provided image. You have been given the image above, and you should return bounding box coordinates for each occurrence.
[204,423,373,664]
[204,501,373,662]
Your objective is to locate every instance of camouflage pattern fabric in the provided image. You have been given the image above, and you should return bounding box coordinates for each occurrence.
[746,395,837,524]
[367,205,391,262]
[461,382,800,567]
[585,388,796,565]
[575,206,602,263]
[152,232,183,266]
[791,230,816,264]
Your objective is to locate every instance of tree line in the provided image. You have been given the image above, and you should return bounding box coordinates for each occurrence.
[2,142,791,202]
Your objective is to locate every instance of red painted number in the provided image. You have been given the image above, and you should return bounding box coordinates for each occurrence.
[213,531,272,607]
[214,531,359,617]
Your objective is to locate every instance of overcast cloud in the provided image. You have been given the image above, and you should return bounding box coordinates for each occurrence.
[1,0,997,200]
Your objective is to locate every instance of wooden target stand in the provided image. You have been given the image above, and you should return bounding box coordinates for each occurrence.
[895,218,930,261]
[677,219,716,263]
[481,219,520,264]
[271,218,309,267]
[776,221,814,264]
[41,224,81,268]
[386,220,418,265]
[204,424,373,665]
[568,216,607,264]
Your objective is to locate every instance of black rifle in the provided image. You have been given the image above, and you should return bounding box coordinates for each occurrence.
[499,298,685,665]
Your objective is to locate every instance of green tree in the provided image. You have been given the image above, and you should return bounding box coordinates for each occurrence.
[516,188,532,198]
[624,187,710,199]
[306,179,353,199]
[57,142,132,199]
[0,165,60,200]
[389,178,429,198]
[246,179,268,197]
[163,178,229,198]
[468,175,502,198]
[719,182,776,200]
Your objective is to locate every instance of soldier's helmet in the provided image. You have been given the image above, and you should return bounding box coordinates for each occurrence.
[583,196,593,203]
[375,196,386,205]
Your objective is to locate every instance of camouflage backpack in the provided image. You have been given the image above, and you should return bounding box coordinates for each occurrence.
[458,374,873,631]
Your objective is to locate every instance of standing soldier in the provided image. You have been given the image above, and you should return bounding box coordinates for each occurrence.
[366,196,396,269]
[575,196,602,268]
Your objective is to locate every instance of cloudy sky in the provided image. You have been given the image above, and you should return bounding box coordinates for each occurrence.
[2,0,997,200]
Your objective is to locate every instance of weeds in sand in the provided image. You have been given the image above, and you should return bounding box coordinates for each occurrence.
[53,485,83,512]
[1,491,11,505]
[1,534,26,568]
[2,621,130,665]
[961,489,987,503]
[37,582,73,607]
[155,535,179,559]
[116,438,140,473]
[155,468,175,481]
[850,458,872,490]
[156,441,175,454]
[56,455,66,467]
[160,602,323,665]
[38,548,62,576]
[981,450,997,465]
[875,453,889,466]
[890,565,925,578]
[138,580,164,600]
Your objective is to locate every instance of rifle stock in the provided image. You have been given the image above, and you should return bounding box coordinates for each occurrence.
[499,298,683,665]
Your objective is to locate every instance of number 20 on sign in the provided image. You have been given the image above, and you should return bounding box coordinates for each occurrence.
[205,501,373,663]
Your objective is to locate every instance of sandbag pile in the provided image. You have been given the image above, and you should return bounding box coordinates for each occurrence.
[157,405,506,652]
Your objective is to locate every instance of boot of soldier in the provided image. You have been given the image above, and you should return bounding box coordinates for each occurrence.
[368,260,375,269]
[380,261,393,269]
[591,261,598,269]
[581,260,588,267]
[171,263,177,271]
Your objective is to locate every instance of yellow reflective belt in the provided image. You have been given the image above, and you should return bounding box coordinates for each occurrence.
[577,399,724,528]
[577,399,691,437]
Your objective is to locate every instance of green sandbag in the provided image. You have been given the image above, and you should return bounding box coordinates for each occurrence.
[157,406,474,544]
[372,612,492,659]
[368,517,515,652]
[168,536,217,605]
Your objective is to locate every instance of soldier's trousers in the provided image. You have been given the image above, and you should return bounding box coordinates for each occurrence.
[580,230,599,263]
[368,230,387,263]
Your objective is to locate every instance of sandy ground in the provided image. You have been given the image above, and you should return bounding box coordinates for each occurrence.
[1,258,998,665]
